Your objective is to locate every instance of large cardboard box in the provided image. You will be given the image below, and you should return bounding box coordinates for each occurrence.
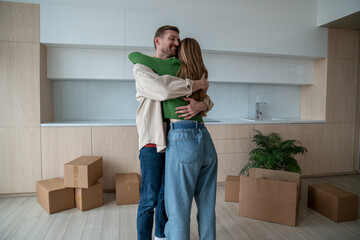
[75,181,104,212]
[239,168,300,226]
[307,183,358,223]
[249,168,301,199]
[64,156,103,188]
[116,173,140,205]
[37,177,75,214]
[225,175,240,202]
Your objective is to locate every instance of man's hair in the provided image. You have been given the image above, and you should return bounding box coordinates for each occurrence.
[153,25,180,49]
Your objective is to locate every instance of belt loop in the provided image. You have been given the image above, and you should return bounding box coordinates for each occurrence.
[195,120,198,131]
[170,122,174,130]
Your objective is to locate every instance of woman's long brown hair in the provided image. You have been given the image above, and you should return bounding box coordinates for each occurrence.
[177,38,208,115]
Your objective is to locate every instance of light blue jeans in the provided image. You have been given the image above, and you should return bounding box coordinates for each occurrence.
[164,120,218,240]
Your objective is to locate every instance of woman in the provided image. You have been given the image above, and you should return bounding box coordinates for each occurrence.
[129,38,218,240]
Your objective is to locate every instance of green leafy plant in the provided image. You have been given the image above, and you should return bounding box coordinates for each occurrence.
[239,130,307,176]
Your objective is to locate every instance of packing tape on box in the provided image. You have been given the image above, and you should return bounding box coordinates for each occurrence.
[73,165,79,187]
[75,193,82,202]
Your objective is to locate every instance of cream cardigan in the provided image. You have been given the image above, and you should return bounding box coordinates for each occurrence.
[133,63,213,152]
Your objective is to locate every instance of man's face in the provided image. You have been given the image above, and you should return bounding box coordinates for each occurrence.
[155,30,180,58]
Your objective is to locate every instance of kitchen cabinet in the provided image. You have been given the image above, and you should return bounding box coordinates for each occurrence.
[41,127,92,180]
[0,127,41,193]
[0,42,40,127]
[324,123,355,173]
[269,22,327,58]
[92,127,140,190]
[125,9,269,54]
[40,4,125,46]
[0,2,42,194]
[0,1,39,43]
[207,124,254,182]
[47,47,126,80]
[326,58,358,123]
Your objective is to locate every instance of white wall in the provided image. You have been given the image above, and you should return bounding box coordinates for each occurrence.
[317,0,360,26]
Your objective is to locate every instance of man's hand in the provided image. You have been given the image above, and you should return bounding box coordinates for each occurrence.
[192,73,209,93]
[175,98,208,120]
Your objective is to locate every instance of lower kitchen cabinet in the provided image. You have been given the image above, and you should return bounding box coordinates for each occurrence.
[92,126,140,190]
[324,123,356,174]
[41,127,92,180]
[0,127,41,193]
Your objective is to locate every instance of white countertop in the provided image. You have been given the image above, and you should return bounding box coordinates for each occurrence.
[40,118,325,127]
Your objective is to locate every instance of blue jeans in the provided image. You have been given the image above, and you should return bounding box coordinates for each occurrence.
[164,120,218,240]
[137,147,167,240]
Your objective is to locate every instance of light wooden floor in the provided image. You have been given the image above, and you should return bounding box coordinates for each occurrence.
[0,174,359,240]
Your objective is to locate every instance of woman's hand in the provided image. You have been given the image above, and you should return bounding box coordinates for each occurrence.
[175,98,208,119]
[192,73,208,93]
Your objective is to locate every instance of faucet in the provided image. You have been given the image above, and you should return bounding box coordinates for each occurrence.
[256,102,266,119]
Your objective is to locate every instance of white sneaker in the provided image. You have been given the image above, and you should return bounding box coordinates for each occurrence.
[154,237,167,240]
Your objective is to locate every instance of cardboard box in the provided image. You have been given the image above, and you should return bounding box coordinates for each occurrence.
[36,177,75,214]
[75,181,104,212]
[116,173,140,205]
[238,168,300,226]
[64,156,103,188]
[225,175,240,202]
[249,168,301,200]
[307,183,358,223]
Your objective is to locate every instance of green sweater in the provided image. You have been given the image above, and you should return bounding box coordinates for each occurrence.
[128,52,203,122]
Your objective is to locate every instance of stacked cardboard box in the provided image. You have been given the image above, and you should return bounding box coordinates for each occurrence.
[36,156,104,214]
[307,183,358,222]
[64,156,104,212]
[115,173,140,205]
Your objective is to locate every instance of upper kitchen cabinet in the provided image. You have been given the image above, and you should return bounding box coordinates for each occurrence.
[0,42,41,127]
[0,2,40,43]
[47,47,125,80]
[125,9,270,54]
[40,4,125,46]
[269,22,328,58]
[203,53,314,84]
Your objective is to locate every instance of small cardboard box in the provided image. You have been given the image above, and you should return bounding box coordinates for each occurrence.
[64,156,103,188]
[307,183,359,223]
[75,181,104,212]
[116,173,140,205]
[225,175,240,202]
[36,177,75,214]
[239,168,300,226]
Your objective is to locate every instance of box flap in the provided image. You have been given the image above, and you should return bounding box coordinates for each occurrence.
[310,183,357,198]
[65,156,102,166]
[116,173,139,183]
[226,175,240,183]
[37,177,65,192]
[249,168,300,184]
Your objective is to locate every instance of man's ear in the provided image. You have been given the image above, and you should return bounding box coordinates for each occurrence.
[154,37,160,47]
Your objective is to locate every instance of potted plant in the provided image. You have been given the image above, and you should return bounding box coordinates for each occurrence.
[239,130,307,176]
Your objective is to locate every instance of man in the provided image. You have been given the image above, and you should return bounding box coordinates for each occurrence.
[132,25,213,240]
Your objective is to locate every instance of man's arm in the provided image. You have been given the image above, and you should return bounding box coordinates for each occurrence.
[134,64,208,101]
